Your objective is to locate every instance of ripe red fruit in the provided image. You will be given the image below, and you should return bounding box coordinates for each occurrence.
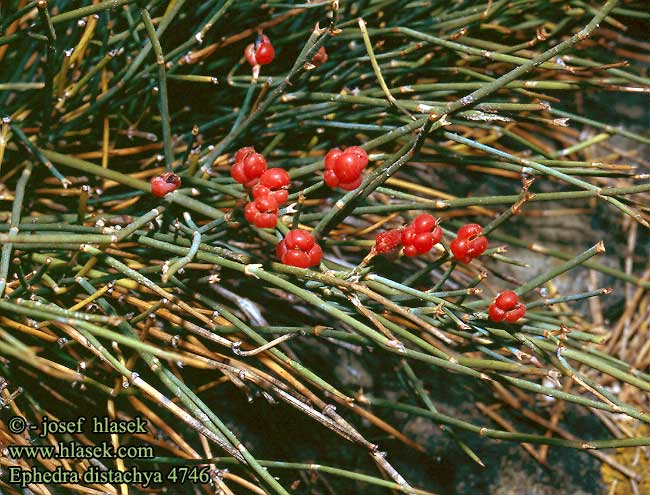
[311,46,328,66]
[375,229,402,254]
[276,229,322,268]
[234,146,255,163]
[231,150,267,188]
[488,290,526,323]
[324,146,368,191]
[449,223,488,263]
[245,34,275,66]
[151,172,181,197]
[401,214,443,257]
[244,194,279,228]
[253,168,290,205]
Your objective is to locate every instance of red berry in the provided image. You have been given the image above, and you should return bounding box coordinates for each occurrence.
[235,146,255,163]
[284,229,315,251]
[343,146,368,170]
[324,148,343,171]
[505,304,526,323]
[255,35,275,65]
[495,290,518,310]
[277,229,322,267]
[457,223,483,240]
[401,214,442,256]
[308,243,323,266]
[151,172,181,197]
[324,169,340,188]
[244,195,279,228]
[323,146,368,191]
[311,46,328,66]
[412,232,435,253]
[283,249,311,268]
[333,153,362,182]
[412,214,436,233]
[488,291,525,323]
[403,245,419,257]
[339,175,363,191]
[375,229,402,254]
[488,304,506,322]
[245,35,275,66]
[231,151,267,188]
[449,238,470,263]
[450,223,487,263]
[255,168,290,205]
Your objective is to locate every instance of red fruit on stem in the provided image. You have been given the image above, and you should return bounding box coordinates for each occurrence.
[488,290,526,323]
[488,304,506,322]
[254,168,290,205]
[277,229,322,267]
[450,223,487,263]
[334,153,363,182]
[245,34,275,66]
[323,146,368,191]
[234,146,255,163]
[231,151,267,188]
[375,229,402,254]
[244,195,279,228]
[343,146,369,170]
[401,214,443,256]
[311,46,328,66]
[495,290,518,310]
[255,35,275,65]
[284,229,315,251]
[413,213,436,233]
[151,172,181,197]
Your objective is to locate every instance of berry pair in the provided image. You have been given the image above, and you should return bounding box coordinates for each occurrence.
[151,172,181,197]
[450,224,488,263]
[324,146,368,191]
[277,229,322,268]
[488,291,526,323]
[245,34,275,67]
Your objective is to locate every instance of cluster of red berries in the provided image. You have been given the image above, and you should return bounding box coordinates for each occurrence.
[373,219,524,322]
[230,147,290,230]
[324,146,368,191]
[245,34,275,67]
[148,172,522,315]
[374,216,487,263]
[488,291,526,323]
[276,229,322,268]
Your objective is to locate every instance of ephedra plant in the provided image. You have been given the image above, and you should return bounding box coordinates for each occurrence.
[0,0,649,493]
